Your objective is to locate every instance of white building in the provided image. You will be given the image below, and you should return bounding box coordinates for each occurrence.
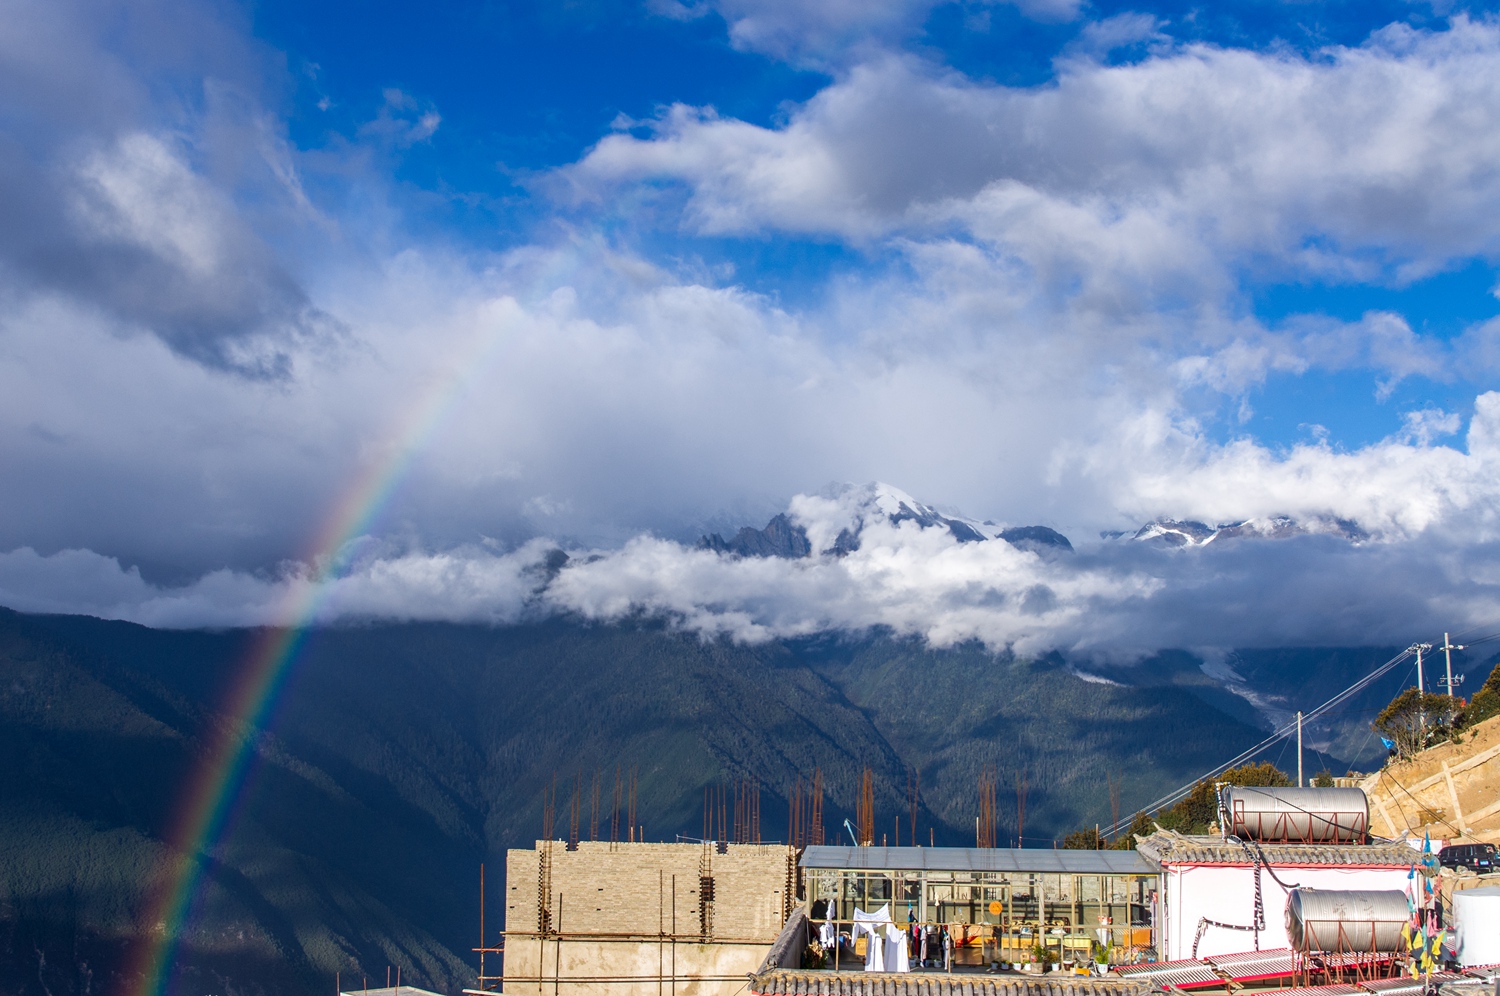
[1135,830,1419,961]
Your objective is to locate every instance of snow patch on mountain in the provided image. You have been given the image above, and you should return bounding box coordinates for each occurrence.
[1199,655,1293,728]
[1128,515,1370,548]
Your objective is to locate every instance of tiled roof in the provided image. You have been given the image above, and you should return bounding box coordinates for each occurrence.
[748,969,1153,996]
[1134,831,1417,868]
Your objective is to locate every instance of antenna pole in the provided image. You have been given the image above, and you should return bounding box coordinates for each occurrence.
[480,863,486,988]
[1296,711,1303,787]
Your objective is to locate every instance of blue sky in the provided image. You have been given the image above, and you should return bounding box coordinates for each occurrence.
[4,0,1500,649]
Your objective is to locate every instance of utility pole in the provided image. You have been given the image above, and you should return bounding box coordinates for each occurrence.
[1441,632,1466,698]
[1296,711,1304,787]
[1409,642,1434,743]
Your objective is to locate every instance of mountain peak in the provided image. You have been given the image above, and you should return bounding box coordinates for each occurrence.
[1128,514,1371,547]
[698,483,1072,558]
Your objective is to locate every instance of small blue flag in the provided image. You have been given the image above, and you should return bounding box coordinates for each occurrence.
[1381,737,1397,750]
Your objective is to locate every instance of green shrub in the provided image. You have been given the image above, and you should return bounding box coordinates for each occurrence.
[1460,667,1500,729]
[1376,688,1460,758]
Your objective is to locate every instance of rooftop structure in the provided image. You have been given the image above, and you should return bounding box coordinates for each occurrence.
[1137,830,1421,962]
[801,845,1160,969]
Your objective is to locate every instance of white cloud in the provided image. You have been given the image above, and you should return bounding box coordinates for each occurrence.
[570,21,1500,296]
[1069,393,1500,536]
[1398,406,1462,446]
[359,88,441,147]
[645,0,1082,65]
[1062,12,1167,60]
[560,21,1500,403]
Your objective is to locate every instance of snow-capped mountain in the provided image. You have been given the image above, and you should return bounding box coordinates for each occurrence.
[698,482,1073,558]
[1126,515,1370,547]
[699,483,1377,561]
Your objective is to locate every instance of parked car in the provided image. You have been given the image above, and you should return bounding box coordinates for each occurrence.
[1438,842,1497,872]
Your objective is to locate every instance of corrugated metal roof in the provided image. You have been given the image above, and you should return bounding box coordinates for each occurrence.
[1202,948,1296,981]
[1134,831,1418,868]
[800,847,1160,875]
[1110,959,1223,989]
[1358,973,1463,993]
[1316,952,1399,971]
[1111,959,1206,978]
[1263,986,1361,996]
[748,968,1153,996]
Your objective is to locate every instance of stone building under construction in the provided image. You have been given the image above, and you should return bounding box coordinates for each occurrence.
[497,840,798,996]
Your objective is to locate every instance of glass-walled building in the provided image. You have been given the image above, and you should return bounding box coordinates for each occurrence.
[802,846,1161,966]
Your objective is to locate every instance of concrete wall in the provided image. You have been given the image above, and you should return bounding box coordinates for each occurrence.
[504,934,771,996]
[504,841,797,996]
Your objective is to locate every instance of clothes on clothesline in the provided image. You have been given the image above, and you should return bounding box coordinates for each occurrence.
[850,905,910,973]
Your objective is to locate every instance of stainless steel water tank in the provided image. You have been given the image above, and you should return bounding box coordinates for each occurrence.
[1285,889,1410,953]
[1223,786,1369,843]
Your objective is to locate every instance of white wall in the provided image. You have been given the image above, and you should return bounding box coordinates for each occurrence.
[1162,864,1412,961]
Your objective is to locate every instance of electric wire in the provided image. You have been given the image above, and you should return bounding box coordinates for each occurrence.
[1103,645,1417,837]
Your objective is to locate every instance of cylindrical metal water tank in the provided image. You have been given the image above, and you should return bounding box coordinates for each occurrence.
[1285,889,1410,953]
[1452,886,1500,967]
[1223,786,1369,843]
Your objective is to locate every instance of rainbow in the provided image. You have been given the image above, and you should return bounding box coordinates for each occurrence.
[128,316,509,996]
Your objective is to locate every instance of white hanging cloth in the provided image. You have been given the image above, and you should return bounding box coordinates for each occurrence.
[885,922,909,972]
[850,905,909,973]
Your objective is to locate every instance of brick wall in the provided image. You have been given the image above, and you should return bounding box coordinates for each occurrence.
[502,841,798,996]
[505,841,795,941]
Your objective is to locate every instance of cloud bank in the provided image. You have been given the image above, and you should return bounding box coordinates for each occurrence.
[8,397,1500,655]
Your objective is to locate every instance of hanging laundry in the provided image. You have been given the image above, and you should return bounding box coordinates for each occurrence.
[885,922,909,973]
[850,904,910,974]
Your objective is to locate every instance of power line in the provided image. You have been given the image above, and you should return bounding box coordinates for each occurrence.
[1104,627,1500,837]
[1103,644,1416,836]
